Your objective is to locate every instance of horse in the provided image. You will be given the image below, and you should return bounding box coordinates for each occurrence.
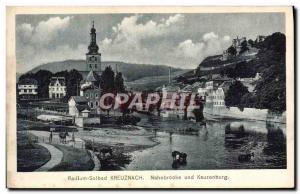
[59,131,69,144]
[172,151,181,160]
[179,153,187,164]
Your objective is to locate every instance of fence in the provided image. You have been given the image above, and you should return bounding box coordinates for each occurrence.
[26,131,86,150]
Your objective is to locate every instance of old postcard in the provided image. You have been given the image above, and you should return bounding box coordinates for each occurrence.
[6,6,294,189]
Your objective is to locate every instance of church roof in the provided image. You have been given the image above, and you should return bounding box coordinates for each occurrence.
[85,70,101,83]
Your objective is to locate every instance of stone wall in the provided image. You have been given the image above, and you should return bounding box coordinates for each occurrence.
[74,117,101,127]
[204,106,286,123]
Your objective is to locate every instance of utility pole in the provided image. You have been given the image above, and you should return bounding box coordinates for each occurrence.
[169,67,171,84]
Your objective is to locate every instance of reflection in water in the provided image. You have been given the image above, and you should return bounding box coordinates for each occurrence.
[224,124,247,149]
[263,122,286,168]
[126,114,286,170]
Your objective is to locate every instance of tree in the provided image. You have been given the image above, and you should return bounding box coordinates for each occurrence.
[100,66,115,116]
[227,46,237,56]
[192,94,204,122]
[248,39,255,47]
[224,81,249,110]
[254,62,286,113]
[115,72,125,92]
[240,92,257,108]
[33,70,53,98]
[100,66,115,93]
[240,40,249,54]
[66,69,83,98]
[259,32,286,54]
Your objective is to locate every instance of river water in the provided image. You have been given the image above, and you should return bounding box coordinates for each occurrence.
[125,114,286,170]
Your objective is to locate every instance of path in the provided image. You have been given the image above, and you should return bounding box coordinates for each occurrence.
[88,150,101,171]
[35,143,63,172]
[28,130,85,149]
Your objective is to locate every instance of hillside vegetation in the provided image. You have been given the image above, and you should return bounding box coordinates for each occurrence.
[180,32,286,113]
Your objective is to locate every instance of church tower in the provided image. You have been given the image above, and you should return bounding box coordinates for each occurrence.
[86,21,101,72]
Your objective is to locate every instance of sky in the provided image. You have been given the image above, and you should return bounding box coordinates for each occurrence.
[16,13,285,73]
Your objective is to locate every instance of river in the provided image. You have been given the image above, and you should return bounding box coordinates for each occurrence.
[125,114,286,170]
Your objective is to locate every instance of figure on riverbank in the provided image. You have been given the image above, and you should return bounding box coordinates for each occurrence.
[171,150,187,169]
[49,131,53,143]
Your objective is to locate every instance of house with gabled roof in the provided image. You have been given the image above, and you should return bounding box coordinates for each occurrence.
[68,96,90,117]
[18,78,38,99]
[49,77,66,99]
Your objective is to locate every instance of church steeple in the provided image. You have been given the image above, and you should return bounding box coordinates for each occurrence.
[86,21,101,72]
[88,20,99,54]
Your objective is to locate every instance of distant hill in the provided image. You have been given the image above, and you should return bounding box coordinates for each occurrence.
[29,60,187,82]
[125,70,188,91]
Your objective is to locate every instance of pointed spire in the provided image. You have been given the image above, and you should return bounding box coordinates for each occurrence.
[92,20,94,28]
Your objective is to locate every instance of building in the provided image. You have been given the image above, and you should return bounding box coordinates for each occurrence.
[68,96,90,117]
[49,77,66,99]
[80,70,101,113]
[18,78,38,99]
[78,21,103,114]
[256,35,266,43]
[197,78,234,109]
[86,21,101,73]
[222,50,230,61]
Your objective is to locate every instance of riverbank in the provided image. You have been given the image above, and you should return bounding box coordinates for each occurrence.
[79,125,160,170]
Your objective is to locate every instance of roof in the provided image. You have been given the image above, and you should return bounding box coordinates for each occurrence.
[49,77,66,86]
[69,96,88,104]
[219,81,234,93]
[82,109,91,113]
[18,78,38,85]
[80,82,99,91]
[85,70,101,83]
[76,104,91,112]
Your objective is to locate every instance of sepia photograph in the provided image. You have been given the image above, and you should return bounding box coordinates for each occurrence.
[6,6,294,189]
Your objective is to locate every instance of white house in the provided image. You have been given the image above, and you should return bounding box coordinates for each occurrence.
[68,96,90,117]
[18,78,38,99]
[49,77,66,99]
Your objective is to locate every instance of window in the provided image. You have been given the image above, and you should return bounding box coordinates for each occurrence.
[90,64,92,68]
[95,57,97,61]
[95,64,97,69]
[85,93,89,98]
[90,93,93,98]
[95,94,98,98]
